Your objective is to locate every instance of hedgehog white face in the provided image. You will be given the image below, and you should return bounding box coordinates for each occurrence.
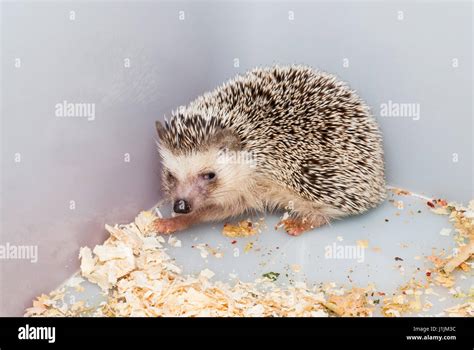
[156,119,255,215]
[159,146,256,215]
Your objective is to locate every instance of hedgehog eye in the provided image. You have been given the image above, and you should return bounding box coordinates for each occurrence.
[201,172,216,181]
[165,171,176,182]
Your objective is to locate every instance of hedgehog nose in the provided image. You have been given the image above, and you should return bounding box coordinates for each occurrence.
[173,199,191,214]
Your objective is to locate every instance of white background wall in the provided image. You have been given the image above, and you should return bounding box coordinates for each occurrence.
[1,0,472,315]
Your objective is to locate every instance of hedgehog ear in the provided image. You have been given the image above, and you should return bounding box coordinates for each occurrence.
[155,120,166,140]
[213,128,241,151]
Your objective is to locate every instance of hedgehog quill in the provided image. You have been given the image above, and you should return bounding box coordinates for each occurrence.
[154,65,385,236]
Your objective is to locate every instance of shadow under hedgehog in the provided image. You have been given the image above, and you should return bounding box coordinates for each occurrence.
[153,65,386,236]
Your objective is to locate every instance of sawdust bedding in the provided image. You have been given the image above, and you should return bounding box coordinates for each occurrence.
[25,190,474,317]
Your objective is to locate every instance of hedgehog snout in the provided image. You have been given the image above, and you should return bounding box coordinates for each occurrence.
[173,199,192,214]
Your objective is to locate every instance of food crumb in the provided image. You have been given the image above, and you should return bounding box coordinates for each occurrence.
[291,264,302,273]
[356,240,369,249]
[222,219,261,238]
[244,242,254,253]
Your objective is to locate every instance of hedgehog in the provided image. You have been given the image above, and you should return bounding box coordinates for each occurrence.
[153,65,385,236]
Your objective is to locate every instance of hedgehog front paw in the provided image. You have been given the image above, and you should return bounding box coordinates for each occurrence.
[281,219,312,236]
[151,217,180,234]
[277,218,322,236]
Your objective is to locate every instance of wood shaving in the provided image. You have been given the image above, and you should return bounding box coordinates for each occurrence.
[25,288,92,317]
[64,276,85,293]
[379,199,474,317]
[439,228,452,236]
[444,302,474,317]
[27,211,336,316]
[434,274,456,288]
[199,268,215,279]
[325,288,373,317]
[167,236,182,248]
[382,279,427,317]
[193,243,223,259]
[25,195,474,318]
[443,242,474,274]
[429,201,474,274]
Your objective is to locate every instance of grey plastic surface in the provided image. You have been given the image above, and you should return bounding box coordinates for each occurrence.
[1,0,472,316]
[56,191,472,316]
